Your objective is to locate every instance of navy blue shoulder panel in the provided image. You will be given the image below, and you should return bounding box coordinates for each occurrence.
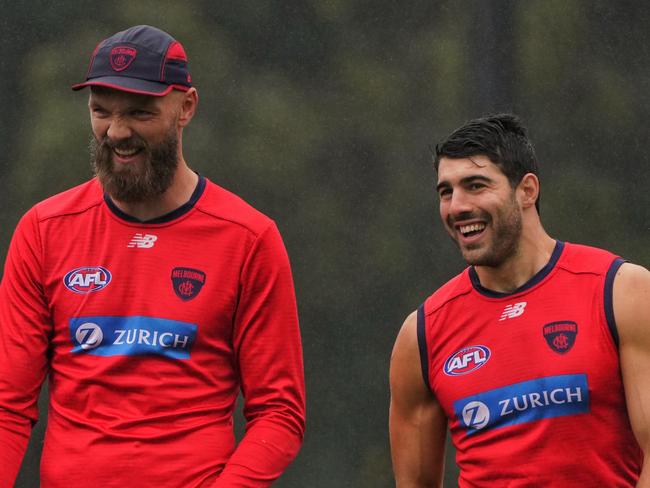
[604,258,626,348]
[104,174,206,224]
[416,304,432,392]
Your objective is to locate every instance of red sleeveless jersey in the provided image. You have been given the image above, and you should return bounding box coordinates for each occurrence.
[418,241,641,487]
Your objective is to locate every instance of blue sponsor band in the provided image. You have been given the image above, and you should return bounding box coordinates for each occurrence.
[454,374,589,435]
[70,316,197,359]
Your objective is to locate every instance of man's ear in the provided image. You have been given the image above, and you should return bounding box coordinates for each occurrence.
[518,173,540,209]
[178,88,198,128]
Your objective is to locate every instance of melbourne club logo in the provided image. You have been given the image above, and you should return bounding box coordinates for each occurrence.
[128,233,158,248]
[543,321,578,354]
[499,301,527,321]
[171,267,206,301]
[110,46,137,71]
[64,266,112,294]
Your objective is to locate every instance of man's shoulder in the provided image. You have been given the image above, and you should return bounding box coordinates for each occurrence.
[423,269,473,316]
[558,241,620,274]
[197,178,276,237]
[32,179,103,222]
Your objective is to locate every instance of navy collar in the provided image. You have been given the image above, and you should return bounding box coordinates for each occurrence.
[469,240,565,298]
[104,175,206,224]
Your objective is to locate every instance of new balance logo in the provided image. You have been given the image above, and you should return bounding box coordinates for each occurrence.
[128,233,158,248]
[499,302,527,321]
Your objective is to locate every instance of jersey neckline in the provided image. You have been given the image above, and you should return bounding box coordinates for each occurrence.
[469,240,565,298]
[103,175,206,224]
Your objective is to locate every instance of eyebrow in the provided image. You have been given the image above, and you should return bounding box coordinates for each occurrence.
[436,175,494,193]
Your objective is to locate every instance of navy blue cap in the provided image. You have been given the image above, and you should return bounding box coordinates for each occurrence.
[72,25,192,96]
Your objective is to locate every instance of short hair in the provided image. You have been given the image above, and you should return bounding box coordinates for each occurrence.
[433,113,540,211]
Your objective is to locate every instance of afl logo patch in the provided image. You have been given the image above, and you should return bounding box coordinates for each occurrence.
[543,321,578,354]
[171,267,206,301]
[444,345,491,376]
[110,46,137,71]
[64,267,112,294]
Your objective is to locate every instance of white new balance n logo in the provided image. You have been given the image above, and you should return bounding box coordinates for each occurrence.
[128,233,158,248]
[499,302,527,321]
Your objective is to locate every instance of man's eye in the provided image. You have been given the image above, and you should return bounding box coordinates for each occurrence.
[438,189,451,198]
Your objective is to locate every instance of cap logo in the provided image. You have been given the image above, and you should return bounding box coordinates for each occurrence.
[110,46,137,72]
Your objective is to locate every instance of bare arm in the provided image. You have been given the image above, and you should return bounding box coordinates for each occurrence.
[389,311,448,488]
[614,263,650,487]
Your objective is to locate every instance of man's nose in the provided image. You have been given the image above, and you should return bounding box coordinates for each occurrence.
[106,118,132,142]
[448,189,473,217]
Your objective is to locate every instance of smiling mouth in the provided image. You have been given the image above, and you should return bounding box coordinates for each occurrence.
[113,147,142,158]
[459,222,486,238]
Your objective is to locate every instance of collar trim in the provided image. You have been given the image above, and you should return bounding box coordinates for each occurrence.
[104,175,206,224]
[469,240,565,298]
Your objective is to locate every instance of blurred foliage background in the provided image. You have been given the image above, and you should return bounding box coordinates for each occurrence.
[1,1,649,486]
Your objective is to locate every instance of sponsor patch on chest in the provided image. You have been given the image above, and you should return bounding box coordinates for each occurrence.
[69,316,197,359]
[454,374,589,435]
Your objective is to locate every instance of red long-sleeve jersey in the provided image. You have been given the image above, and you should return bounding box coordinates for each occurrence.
[0,176,305,487]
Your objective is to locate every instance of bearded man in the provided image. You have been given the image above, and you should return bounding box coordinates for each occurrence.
[0,25,305,487]
[389,114,650,487]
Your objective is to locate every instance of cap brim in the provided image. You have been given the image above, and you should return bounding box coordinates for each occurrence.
[72,76,187,96]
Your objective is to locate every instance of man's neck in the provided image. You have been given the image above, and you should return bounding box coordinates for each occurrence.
[473,228,556,294]
[109,163,199,222]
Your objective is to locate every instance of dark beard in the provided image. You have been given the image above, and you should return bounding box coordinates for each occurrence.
[470,199,522,267]
[90,128,178,203]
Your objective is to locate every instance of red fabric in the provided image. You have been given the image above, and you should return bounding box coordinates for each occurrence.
[165,41,188,61]
[0,178,305,487]
[421,242,641,487]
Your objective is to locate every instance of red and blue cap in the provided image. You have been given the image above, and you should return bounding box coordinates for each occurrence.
[72,25,192,96]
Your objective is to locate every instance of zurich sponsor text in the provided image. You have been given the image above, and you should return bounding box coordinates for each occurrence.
[454,374,589,435]
[69,316,197,359]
